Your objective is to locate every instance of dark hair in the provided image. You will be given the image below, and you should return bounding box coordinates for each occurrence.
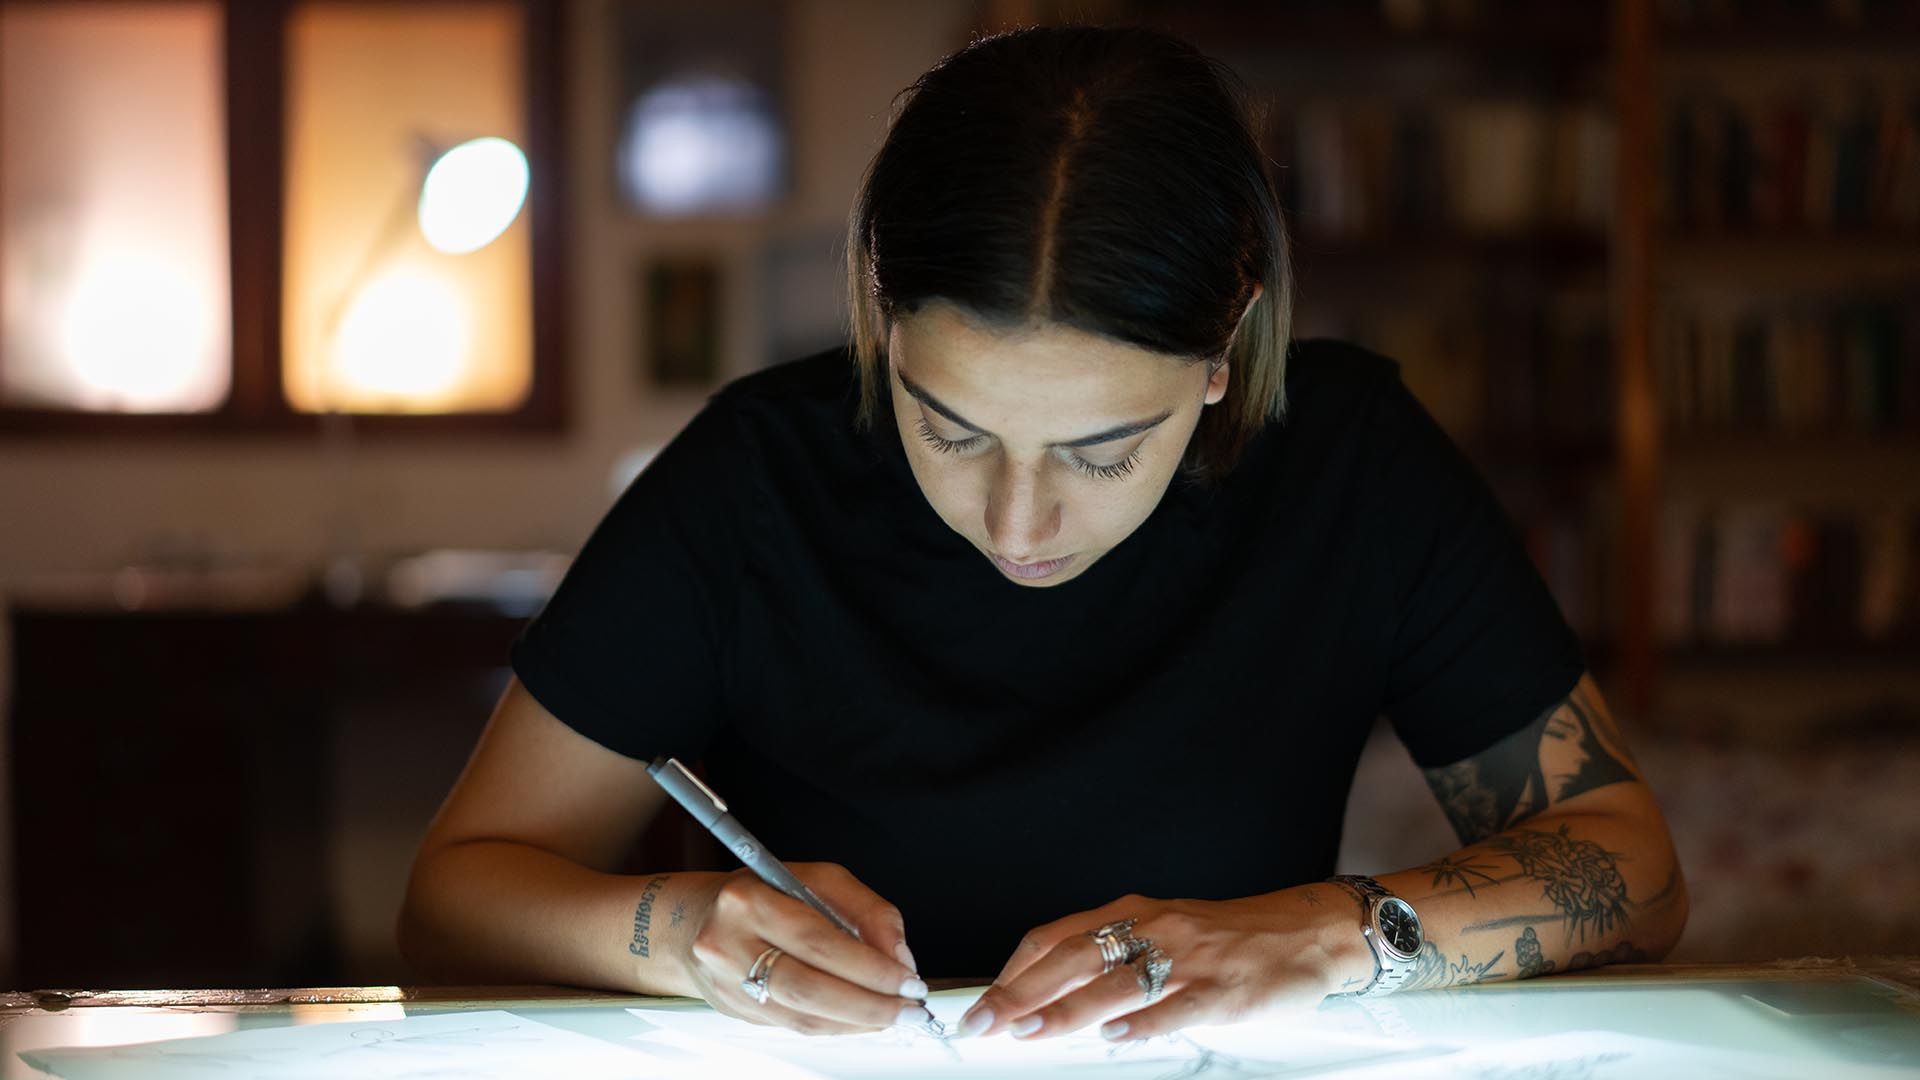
[845,24,1293,483]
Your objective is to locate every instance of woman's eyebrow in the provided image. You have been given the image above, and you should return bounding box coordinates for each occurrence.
[895,367,1173,448]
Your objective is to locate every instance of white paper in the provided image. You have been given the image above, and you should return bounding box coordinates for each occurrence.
[626,987,1451,1080]
[19,1009,675,1080]
[1305,1029,1916,1080]
[625,988,1912,1080]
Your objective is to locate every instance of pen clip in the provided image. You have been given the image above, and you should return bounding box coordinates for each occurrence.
[659,756,728,814]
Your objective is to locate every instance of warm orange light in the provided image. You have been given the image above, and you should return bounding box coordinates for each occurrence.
[328,266,471,408]
[281,3,531,415]
[60,249,226,411]
[0,3,231,413]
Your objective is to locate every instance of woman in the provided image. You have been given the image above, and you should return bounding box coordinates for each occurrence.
[400,25,1688,1044]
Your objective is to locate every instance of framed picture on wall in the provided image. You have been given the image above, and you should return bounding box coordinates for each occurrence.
[642,257,722,387]
[614,0,788,216]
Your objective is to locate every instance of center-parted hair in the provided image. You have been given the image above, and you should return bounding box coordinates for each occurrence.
[845,24,1295,483]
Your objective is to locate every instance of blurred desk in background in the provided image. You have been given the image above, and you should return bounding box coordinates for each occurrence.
[6,595,526,991]
[1,960,1917,1078]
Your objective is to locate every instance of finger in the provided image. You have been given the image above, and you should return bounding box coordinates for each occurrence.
[762,950,935,1031]
[1097,988,1211,1042]
[717,987,885,1037]
[1101,976,1319,1042]
[965,931,1106,1038]
[799,863,919,974]
[741,878,924,1000]
[990,899,1133,987]
[1006,964,1146,1039]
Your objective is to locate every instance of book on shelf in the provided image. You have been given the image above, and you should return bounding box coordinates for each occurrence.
[1656,294,1916,436]
[1275,98,1612,239]
[1658,502,1918,649]
[1657,0,1920,32]
[1523,512,1605,647]
[1663,82,1920,232]
[1306,290,1614,450]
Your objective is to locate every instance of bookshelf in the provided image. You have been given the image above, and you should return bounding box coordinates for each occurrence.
[1644,0,1920,728]
[976,0,1920,729]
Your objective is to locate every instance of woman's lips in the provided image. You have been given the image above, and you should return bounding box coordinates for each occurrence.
[990,553,1074,580]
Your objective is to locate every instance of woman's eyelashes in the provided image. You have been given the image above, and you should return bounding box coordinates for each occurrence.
[1066,451,1140,480]
[912,416,1142,480]
[914,415,986,455]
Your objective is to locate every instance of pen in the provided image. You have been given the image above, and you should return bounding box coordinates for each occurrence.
[646,757,947,1038]
[646,756,862,937]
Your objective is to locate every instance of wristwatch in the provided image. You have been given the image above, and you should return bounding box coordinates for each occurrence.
[1328,874,1424,997]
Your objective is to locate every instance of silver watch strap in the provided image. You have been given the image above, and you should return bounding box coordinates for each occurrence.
[1329,874,1390,904]
[1328,875,1406,997]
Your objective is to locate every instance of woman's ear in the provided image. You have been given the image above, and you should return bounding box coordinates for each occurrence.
[1204,282,1260,408]
[1204,361,1231,406]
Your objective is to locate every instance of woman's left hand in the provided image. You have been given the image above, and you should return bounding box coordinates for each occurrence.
[957,886,1371,1042]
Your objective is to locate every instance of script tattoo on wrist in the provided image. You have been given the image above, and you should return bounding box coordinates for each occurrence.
[1420,675,1641,846]
[628,875,672,959]
[670,901,687,929]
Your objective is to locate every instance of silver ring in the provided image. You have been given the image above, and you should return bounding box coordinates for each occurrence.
[1087,918,1138,974]
[741,945,783,1005]
[1131,942,1171,1003]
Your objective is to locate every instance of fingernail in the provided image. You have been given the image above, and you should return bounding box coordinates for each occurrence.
[899,975,928,999]
[1101,1020,1130,1041]
[894,941,918,971]
[959,1006,993,1038]
[1010,1015,1043,1038]
[895,1004,932,1028]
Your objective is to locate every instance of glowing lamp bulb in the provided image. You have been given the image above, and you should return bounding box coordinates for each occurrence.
[417,136,529,255]
[330,267,469,401]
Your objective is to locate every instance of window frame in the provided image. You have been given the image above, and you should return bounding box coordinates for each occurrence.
[0,0,569,438]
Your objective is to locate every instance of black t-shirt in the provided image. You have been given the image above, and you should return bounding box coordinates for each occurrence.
[510,337,1586,977]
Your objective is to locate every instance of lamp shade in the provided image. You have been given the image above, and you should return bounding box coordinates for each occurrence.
[416,135,529,255]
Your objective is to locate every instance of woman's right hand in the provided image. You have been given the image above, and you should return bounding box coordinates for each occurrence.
[679,862,933,1035]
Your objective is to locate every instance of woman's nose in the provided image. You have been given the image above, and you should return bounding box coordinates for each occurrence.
[984,462,1061,560]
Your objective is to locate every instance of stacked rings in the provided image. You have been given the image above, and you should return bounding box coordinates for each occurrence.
[1088,918,1138,973]
[1133,943,1172,1004]
[741,945,783,1005]
[1086,917,1173,1004]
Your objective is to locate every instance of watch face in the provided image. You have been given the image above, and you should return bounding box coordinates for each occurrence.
[1376,898,1422,958]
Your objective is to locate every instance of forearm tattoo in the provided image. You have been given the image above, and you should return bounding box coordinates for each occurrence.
[1516,926,1650,977]
[1417,853,1502,898]
[1390,676,1669,988]
[1401,942,1508,991]
[1420,675,1641,846]
[628,875,672,958]
[1486,824,1630,942]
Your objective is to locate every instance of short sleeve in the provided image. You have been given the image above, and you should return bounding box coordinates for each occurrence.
[1372,363,1588,769]
[509,393,751,761]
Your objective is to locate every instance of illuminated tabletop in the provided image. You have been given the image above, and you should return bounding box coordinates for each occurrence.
[4,959,1917,1078]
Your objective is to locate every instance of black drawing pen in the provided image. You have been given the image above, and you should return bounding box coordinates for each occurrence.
[646,757,948,1037]
[646,756,863,936]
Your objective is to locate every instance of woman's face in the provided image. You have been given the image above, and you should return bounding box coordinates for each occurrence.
[887,300,1230,588]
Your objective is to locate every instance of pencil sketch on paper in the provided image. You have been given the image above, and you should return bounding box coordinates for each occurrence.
[626,987,1441,1079]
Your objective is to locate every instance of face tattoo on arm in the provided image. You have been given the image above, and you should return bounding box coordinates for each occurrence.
[1419,677,1642,847]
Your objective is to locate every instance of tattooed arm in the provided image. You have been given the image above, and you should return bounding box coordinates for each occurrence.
[1361,672,1690,990]
[951,673,1685,1042]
